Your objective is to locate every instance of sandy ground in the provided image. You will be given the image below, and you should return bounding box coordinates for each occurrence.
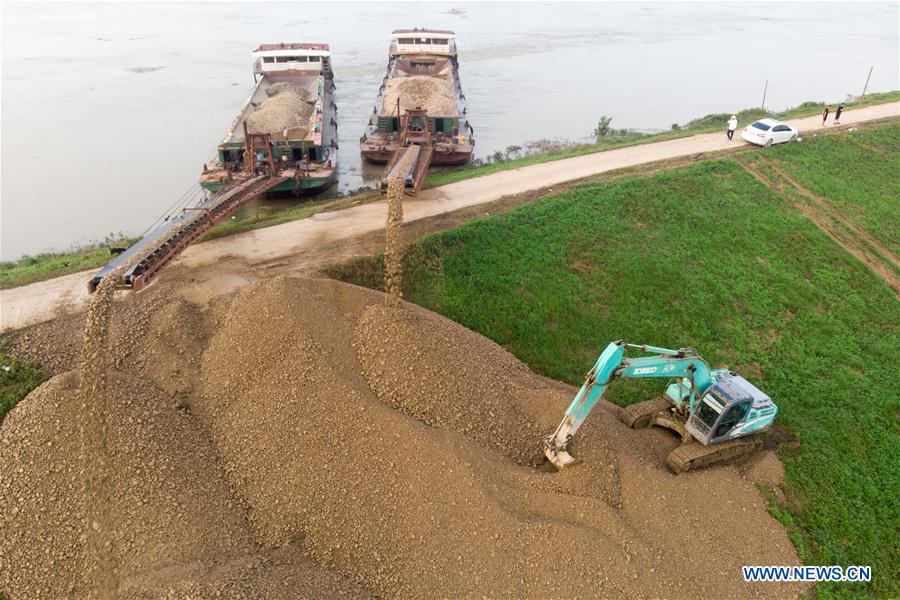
[2,101,897,332]
[2,276,807,598]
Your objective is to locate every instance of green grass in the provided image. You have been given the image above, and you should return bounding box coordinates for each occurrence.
[327,152,899,597]
[0,342,49,421]
[744,121,900,256]
[424,90,900,188]
[0,239,137,290]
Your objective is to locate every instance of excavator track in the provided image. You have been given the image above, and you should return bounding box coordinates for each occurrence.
[666,437,763,474]
[620,397,672,428]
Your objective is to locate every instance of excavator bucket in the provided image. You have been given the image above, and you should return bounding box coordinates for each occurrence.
[543,444,580,470]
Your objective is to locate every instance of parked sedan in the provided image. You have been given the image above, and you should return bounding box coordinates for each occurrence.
[740,118,798,146]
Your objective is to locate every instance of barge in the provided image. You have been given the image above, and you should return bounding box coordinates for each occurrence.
[200,43,338,194]
[360,29,474,166]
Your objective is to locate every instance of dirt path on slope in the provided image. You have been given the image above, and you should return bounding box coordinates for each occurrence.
[737,157,900,296]
[3,103,897,333]
[761,159,900,270]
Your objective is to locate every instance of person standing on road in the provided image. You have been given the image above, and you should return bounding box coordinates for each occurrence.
[727,115,738,140]
[834,103,845,124]
[822,104,830,126]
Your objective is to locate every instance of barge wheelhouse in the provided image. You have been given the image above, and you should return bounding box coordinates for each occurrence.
[200,43,338,194]
[360,29,474,166]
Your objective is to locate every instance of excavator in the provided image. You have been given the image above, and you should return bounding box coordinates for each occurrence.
[544,340,777,473]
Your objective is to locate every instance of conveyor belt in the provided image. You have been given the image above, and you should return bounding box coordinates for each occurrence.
[89,175,288,292]
[378,144,432,196]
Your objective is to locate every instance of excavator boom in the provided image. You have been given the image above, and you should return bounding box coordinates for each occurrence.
[544,340,713,469]
[543,339,774,472]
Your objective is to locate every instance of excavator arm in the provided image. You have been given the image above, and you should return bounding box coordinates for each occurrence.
[543,340,713,469]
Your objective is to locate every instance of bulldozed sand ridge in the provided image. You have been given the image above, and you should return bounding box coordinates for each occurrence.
[2,277,806,598]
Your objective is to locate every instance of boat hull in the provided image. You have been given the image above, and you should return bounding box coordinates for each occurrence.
[361,141,472,166]
[200,168,336,195]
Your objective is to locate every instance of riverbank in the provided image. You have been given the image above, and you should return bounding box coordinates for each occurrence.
[1,101,897,333]
[423,90,900,187]
[2,92,896,291]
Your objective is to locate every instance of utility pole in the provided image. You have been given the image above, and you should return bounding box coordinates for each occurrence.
[861,66,874,97]
[761,80,768,111]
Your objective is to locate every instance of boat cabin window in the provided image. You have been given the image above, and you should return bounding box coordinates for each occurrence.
[307,147,318,161]
[263,57,275,63]
[399,38,415,44]
[416,38,429,44]
[309,56,320,62]
[222,149,244,170]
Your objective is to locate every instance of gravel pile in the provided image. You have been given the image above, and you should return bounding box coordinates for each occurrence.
[381,75,457,117]
[355,304,547,465]
[0,370,365,598]
[247,81,315,136]
[3,276,808,599]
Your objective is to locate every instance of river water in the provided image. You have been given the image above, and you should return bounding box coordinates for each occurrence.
[2,1,897,259]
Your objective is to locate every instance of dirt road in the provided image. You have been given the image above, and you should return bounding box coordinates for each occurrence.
[3,101,897,332]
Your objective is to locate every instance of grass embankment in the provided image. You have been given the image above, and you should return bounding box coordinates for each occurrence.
[0,239,137,291]
[327,129,899,597]
[2,91,896,291]
[424,90,900,188]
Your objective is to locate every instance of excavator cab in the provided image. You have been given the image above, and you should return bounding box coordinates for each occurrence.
[686,372,776,445]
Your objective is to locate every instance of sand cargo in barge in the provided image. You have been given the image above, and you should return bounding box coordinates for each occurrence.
[200,43,338,194]
[360,29,474,166]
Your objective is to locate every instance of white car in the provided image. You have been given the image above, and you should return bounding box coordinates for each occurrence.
[740,118,798,146]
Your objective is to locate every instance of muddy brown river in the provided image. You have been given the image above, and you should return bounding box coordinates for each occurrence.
[2,1,898,259]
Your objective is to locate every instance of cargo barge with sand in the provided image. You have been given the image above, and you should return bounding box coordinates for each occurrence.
[200,43,338,194]
[360,29,474,167]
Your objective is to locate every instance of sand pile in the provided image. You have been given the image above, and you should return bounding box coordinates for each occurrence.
[3,276,807,598]
[190,277,805,598]
[248,81,315,136]
[355,304,549,466]
[0,370,366,598]
[382,75,457,116]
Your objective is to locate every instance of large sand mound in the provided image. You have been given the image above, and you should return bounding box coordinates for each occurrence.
[3,277,807,598]
[0,369,364,598]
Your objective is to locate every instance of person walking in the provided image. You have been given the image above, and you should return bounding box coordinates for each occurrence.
[822,105,830,126]
[834,103,845,124]
[727,115,738,141]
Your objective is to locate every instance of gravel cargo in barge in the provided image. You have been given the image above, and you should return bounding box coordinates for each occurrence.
[200,43,338,194]
[360,29,474,166]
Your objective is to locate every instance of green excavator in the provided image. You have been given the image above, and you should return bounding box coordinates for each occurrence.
[544,340,777,473]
